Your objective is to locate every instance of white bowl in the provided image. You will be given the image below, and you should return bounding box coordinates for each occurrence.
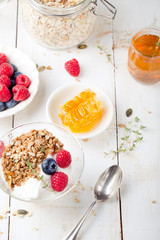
[0,45,39,118]
[46,82,114,139]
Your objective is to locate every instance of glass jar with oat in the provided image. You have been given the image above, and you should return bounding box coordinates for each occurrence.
[22,0,116,49]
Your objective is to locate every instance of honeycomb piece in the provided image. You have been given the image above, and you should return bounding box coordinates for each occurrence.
[59,89,103,133]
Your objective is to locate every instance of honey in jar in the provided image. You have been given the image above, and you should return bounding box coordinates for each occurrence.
[59,89,103,133]
[128,28,160,84]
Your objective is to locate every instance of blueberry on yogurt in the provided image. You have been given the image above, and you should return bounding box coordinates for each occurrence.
[41,158,57,175]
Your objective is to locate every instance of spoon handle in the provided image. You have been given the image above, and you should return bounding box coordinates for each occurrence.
[62,201,97,240]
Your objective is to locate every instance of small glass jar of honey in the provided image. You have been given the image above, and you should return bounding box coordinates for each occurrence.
[128,27,160,84]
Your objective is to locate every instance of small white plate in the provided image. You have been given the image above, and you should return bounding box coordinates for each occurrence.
[46,82,113,139]
[0,45,39,118]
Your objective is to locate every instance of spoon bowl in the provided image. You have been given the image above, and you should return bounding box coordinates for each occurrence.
[94,165,122,201]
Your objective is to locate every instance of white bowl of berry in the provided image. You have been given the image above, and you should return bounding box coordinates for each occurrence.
[0,45,39,118]
[0,122,84,202]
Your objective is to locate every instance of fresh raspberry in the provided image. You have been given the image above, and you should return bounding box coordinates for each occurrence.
[56,150,72,168]
[0,75,11,87]
[0,63,14,77]
[16,74,31,88]
[12,85,30,101]
[51,172,68,192]
[0,53,8,65]
[0,140,5,158]
[0,84,11,102]
[65,58,80,77]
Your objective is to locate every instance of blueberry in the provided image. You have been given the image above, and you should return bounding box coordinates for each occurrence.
[41,158,57,175]
[10,79,16,89]
[0,101,6,111]
[12,71,22,81]
[11,63,18,72]
[9,80,16,96]
[6,99,19,109]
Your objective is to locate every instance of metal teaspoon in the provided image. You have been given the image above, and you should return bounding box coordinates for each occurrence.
[63,165,123,240]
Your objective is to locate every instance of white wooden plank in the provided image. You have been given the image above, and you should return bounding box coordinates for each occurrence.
[112,0,160,49]
[112,0,160,239]
[8,2,121,239]
[115,48,160,240]
[112,0,160,31]
[0,1,17,47]
[0,0,18,238]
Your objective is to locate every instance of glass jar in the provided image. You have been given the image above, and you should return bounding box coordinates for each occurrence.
[22,0,116,49]
[128,27,160,84]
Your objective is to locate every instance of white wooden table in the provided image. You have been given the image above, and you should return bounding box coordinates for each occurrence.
[0,0,160,239]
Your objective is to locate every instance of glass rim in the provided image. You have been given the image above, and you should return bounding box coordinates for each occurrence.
[130,26,160,59]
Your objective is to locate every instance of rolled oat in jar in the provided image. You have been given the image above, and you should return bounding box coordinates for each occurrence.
[22,0,116,49]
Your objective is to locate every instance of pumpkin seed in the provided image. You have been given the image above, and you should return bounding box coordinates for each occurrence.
[77,44,87,49]
[126,108,133,117]
[40,146,45,153]
[38,66,46,72]
[17,209,28,215]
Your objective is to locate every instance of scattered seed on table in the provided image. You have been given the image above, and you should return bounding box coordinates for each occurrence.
[80,184,85,191]
[74,198,80,203]
[34,227,39,231]
[82,138,88,142]
[75,78,80,82]
[91,210,96,216]
[118,124,126,128]
[77,44,87,49]
[17,209,28,216]
[38,66,46,72]
[46,66,52,70]
[126,108,133,117]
